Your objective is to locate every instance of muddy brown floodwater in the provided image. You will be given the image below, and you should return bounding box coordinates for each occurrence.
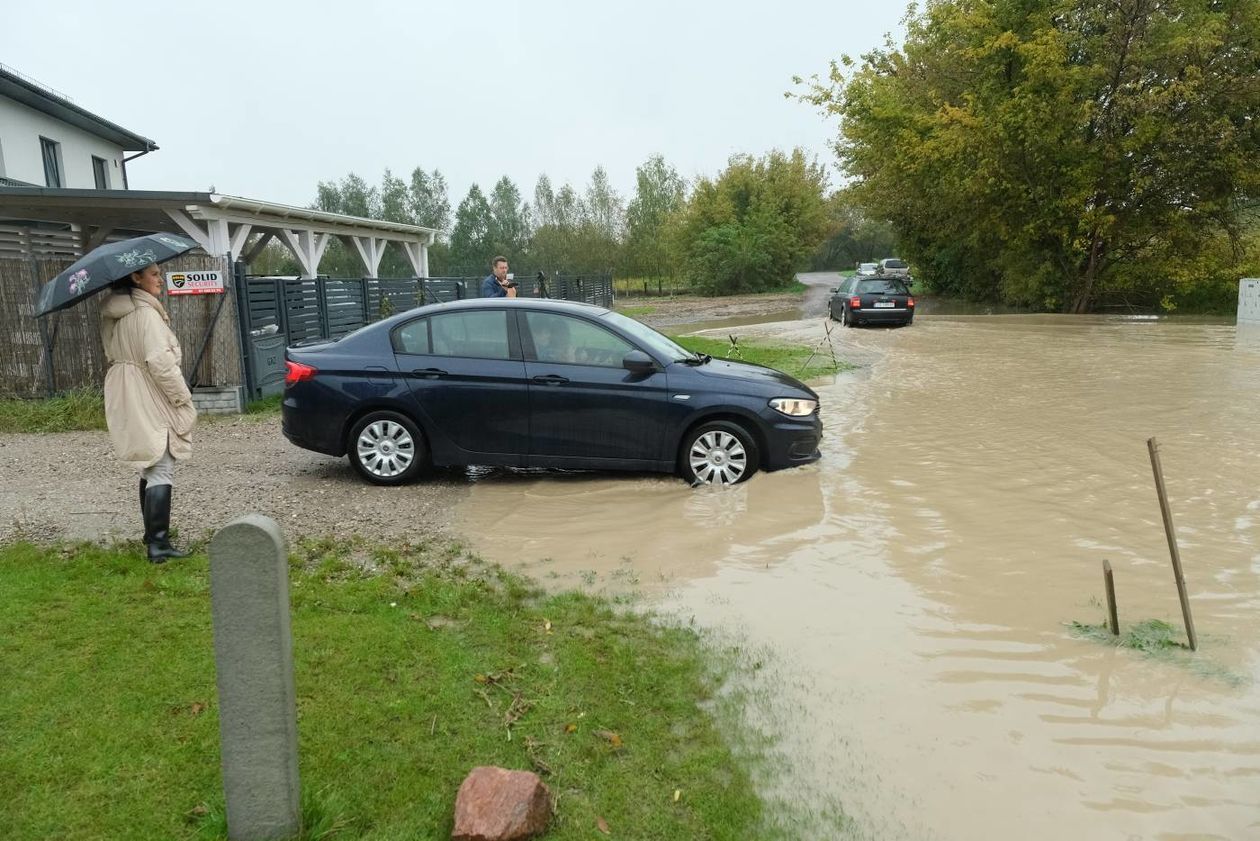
[458,307,1260,840]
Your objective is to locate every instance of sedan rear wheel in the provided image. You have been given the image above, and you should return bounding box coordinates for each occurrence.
[348,411,427,485]
[843,306,858,328]
[680,421,760,485]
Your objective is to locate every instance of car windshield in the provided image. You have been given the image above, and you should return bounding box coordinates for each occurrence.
[882,259,907,269]
[858,263,878,273]
[600,310,695,361]
[857,279,910,294]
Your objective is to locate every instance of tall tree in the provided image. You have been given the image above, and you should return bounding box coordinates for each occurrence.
[408,167,452,233]
[625,154,688,279]
[801,0,1260,311]
[487,176,530,260]
[449,184,494,272]
[673,149,831,294]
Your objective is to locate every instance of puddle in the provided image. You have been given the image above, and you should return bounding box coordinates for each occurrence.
[455,314,1260,840]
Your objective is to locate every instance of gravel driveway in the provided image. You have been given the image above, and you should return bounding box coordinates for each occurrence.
[0,414,468,545]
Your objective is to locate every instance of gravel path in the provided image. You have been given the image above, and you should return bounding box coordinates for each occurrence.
[1,281,834,547]
[0,414,469,545]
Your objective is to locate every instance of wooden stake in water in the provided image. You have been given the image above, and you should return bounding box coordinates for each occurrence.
[1147,437,1198,651]
[1102,560,1120,636]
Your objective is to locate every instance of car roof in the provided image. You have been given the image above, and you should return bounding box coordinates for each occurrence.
[368,296,609,331]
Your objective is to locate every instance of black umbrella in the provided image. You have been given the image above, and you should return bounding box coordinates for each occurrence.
[33,233,199,318]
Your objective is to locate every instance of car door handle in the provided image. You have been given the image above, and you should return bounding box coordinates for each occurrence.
[412,368,447,379]
[531,374,569,385]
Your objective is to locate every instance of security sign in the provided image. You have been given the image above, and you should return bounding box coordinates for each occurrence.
[166,270,225,296]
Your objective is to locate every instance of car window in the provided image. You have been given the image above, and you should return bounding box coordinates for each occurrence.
[393,318,429,354]
[526,312,633,367]
[882,259,907,269]
[857,279,910,294]
[429,310,511,359]
[599,310,693,362]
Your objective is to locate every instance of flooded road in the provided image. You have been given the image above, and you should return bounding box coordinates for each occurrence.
[456,313,1260,840]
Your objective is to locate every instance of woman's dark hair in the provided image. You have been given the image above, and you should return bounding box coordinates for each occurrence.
[109,277,134,294]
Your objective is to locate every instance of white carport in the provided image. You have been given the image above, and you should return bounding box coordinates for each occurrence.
[0,187,438,278]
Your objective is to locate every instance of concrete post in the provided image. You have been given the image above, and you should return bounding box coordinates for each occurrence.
[209,514,301,840]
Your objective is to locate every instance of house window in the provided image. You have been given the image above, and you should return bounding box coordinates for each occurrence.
[92,156,110,189]
[40,137,63,188]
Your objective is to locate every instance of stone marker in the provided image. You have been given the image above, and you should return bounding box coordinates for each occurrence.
[452,766,553,841]
[209,514,301,840]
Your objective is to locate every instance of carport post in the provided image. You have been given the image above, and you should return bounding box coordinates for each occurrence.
[209,515,301,839]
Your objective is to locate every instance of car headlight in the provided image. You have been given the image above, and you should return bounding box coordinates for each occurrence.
[769,397,818,417]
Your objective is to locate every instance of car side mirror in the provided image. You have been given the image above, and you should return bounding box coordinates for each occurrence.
[623,349,657,374]
[830,287,840,294]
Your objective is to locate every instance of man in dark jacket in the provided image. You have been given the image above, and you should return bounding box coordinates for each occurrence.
[481,256,517,298]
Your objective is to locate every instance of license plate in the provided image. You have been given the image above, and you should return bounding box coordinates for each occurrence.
[873,301,895,308]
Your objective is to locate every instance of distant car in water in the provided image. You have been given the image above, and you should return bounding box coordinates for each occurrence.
[877,258,911,279]
[829,277,915,327]
[282,298,822,486]
[855,262,879,277]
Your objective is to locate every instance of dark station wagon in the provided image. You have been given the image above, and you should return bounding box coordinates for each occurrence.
[828,277,916,328]
[282,299,822,486]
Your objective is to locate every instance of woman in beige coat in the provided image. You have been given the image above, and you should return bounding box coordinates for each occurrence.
[100,263,197,562]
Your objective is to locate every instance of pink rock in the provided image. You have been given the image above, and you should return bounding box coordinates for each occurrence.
[452,766,553,841]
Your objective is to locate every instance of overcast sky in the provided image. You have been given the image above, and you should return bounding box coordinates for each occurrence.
[4,1,906,213]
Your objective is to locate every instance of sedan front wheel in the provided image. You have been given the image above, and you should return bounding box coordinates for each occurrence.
[680,421,760,485]
[348,410,427,485]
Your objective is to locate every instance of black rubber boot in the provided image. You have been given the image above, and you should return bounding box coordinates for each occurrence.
[143,484,189,563]
[139,478,149,543]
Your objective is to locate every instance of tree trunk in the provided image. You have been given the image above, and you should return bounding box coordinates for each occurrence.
[1069,233,1106,313]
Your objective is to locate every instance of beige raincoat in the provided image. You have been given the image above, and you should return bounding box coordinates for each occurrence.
[100,289,197,468]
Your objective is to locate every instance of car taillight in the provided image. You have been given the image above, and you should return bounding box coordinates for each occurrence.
[285,360,318,386]
[907,297,916,307]
[849,296,862,308]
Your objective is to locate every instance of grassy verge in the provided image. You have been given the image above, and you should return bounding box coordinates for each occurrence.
[0,540,806,841]
[0,388,107,433]
[671,335,851,379]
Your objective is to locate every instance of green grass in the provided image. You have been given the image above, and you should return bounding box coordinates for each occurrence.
[671,335,852,379]
[0,388,107,433]
[246,394,283,415]
[1068,619,1248,687]
[0,540,827,841]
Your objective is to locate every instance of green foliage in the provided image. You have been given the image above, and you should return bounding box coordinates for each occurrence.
[624,154,689,281]
[0,541,828,840]
[0,388,106,433]
[811,193,900,271]
[800,0,1260,312]
[310,167,452,278]
[673,150,831,295]
[448,183,495,272]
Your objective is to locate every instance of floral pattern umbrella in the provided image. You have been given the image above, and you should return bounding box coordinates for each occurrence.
[33,233,199,317]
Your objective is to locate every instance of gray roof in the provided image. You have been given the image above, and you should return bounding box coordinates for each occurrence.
[0,65,157,152]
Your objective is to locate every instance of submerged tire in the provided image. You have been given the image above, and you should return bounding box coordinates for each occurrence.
[348,410,427,486]
[679,420,760,486]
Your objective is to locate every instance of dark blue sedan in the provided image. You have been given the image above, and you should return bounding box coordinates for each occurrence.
[281,299,822,485]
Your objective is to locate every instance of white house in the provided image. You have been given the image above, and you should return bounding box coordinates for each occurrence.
[0,63,157,190]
